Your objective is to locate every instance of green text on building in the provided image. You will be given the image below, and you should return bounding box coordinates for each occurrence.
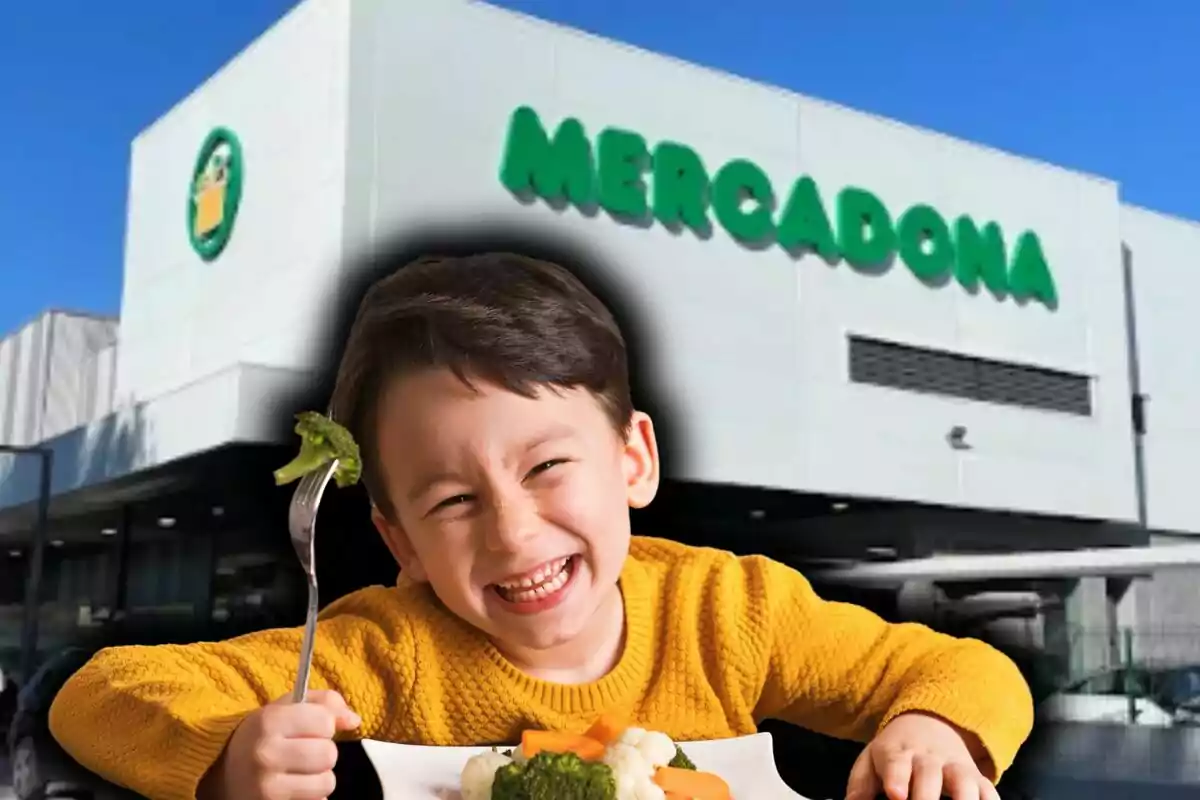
[499,106,1058,309]
[188,127,244,262]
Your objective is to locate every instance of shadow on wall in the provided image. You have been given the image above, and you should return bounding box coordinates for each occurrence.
[0,402,152,511]
[278,222,686,476]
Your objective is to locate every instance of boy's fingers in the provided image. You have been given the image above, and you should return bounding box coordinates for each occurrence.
[262,770,337,800]
[908,755,943,800]
[876,749,914,800]
[307,689,363,730]
[942,762,981,800]
[268,702,339,740]
[257,736,339,775]
[844,746,882,800]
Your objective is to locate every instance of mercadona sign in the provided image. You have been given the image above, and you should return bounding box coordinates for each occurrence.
[498,106,1058,309]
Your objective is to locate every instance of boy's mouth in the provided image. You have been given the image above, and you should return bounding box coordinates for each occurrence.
[490,555,578,609]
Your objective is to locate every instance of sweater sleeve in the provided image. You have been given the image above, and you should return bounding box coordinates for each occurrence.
[47,587,415,800]
[736,555,1034,781]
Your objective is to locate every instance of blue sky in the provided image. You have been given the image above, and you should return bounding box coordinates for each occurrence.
[2,1,1197,335]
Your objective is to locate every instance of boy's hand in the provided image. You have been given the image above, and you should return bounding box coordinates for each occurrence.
[198,690,362,800]
[845,711,1000,800]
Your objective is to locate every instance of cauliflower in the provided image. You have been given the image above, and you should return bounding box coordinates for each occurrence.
[602,743,666,800]
[460,749,513,800]
[615,727,676,769]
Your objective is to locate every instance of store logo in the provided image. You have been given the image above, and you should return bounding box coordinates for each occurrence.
[498,106,1058,309]
[187,127,244,262]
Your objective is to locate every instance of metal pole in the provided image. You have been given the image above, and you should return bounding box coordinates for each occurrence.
[18,448,53,682]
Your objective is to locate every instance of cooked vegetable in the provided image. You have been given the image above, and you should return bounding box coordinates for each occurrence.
[273,411,362,488]
[490,760,531,800]
[652,766,731,799]
[462,715,716,800]
[602,743,666,800]
[614,727,676,769]
[521,730,607,761]
[461,750,514,800]
[667,745,695,771]
[584,713,628,746]
[491,751,617,800]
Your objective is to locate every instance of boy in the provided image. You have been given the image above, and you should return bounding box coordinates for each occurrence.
[49,252,1033,800]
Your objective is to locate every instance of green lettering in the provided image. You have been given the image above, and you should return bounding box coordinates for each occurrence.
[897,204,954,283]
[651,142,710,234]
[597,128,649,219]
[712,159,775,243]
[499,106,595,206]
[837,187,895,271]
[953,217,1008,297]
[1009,231,1058,308]
[777,176,838,259]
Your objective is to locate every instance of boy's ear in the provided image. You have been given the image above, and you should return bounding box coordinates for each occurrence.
[623,410,660,509]
[370,504,429,582]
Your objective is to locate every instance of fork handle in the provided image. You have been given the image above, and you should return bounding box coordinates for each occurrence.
[292,578,319,704]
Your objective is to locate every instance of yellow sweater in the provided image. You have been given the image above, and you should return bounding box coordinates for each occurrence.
[49,537,1033,799]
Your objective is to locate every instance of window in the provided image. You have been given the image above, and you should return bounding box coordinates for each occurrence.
[848,335,1092,416]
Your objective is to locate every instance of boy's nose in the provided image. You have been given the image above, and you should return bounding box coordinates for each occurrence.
[483,495,540,552]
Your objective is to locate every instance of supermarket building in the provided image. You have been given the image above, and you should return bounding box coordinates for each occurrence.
[2,0,1200,682]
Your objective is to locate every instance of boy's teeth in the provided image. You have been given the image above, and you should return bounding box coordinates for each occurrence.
[497,558,568,590]
[495,557,572,601]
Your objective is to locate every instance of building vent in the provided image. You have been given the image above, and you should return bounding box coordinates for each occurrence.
[848,336,1092,416]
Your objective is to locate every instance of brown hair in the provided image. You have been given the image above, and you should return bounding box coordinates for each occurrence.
[329,252,633,518]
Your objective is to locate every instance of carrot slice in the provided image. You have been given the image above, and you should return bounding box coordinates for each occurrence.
[583,712,627,745]
[653,766,731,799]
[520,729,606,761]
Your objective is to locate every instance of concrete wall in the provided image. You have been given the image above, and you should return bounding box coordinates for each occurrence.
[115,0,352,405]
[1120,207,1200,535]
[0,311,118,447]
[337,0,1138,522]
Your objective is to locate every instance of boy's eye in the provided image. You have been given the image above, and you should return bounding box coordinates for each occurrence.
[525,459,566,480]
[430,494,473,514]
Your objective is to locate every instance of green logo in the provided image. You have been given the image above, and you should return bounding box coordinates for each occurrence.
[499,106,1058,309]
[187,127,244,262]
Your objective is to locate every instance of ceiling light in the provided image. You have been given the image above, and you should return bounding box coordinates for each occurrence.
[101,527,117,536]
[158,516,177,528]
[211,505,225,517]
[50,539,64,548]
[7,549,20,557]
[832,502,849,512]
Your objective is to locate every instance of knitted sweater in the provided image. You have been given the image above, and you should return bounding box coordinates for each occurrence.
[48,537,1033,799]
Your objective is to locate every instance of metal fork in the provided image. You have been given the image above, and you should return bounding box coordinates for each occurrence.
[287,457,340,703]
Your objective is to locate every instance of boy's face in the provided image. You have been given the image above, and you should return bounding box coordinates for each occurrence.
[370,368,660,654]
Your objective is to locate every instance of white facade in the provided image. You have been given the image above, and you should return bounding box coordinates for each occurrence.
[0,311,117,447]
[115,0,351,405]
[1119,207,1200,534]
[1,0,1197,539]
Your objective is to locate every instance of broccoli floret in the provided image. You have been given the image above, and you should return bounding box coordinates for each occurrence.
[668,744,696,770]
[273,411,362,488]
[490,761,531,800]
[522,752,615,800]
[490,752,615,800]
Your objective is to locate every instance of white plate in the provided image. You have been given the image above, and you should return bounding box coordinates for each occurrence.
[360,732,809,799]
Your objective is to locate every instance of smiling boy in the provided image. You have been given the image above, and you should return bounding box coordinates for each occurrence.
[49,252,1033,800]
